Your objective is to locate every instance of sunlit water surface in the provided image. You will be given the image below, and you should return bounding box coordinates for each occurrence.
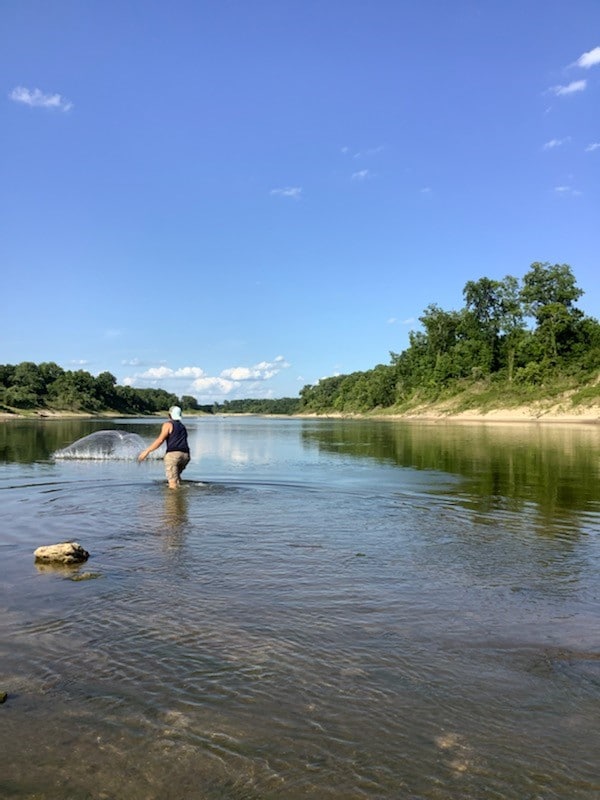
[1,416,599,799]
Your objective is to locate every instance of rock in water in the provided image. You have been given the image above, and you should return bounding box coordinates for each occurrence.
[34,542,90,564]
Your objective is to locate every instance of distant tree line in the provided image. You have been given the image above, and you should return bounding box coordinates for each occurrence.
[4,263,598,417]
[213,398,301,415]
[0,362,300,416]
[299,262,600,413]
[0,363,182,414]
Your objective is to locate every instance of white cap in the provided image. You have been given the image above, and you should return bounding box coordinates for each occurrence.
[169,406,182,420]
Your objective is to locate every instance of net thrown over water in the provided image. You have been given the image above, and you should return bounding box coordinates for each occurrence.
[53,430,163,460]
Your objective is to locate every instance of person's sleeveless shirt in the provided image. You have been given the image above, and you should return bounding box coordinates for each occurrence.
[166,420,189,453]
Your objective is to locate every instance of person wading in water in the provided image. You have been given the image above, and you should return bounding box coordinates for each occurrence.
[138,406,190,489]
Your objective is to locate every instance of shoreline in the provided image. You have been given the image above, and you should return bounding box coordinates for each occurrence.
[2,406,599,424]
[296,411,600,424]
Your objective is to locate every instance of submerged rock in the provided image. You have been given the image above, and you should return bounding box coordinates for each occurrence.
[70,571,101,581]
[34,542,90,564]
[0,691,7,704]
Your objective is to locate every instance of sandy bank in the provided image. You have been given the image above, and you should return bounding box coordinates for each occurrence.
[0,410,137,420]
[2,403,599,424]
[297,403,600,424]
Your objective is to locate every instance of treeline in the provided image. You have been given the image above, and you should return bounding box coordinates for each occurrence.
[299,262,600,413]
[214,398,301,415]
[0,363,181,414]
[4,262,598,418]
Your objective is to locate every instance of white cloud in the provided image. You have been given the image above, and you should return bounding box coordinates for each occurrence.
[124,357,291,401]
[270,187,302,199]
[549,80,587,96]
[420,187,432,194]
[220,357,290,382]
[122,358,141,366]
[585,142,600,152]
[543,137,570,150]
[9,86,73,111]
[575,46,600,69]
[139,366,173,379]
[351,169,371,180]
[138,366,205,380]
[191,376,236,395]
[175,366,206,378]
[70,359,89,366]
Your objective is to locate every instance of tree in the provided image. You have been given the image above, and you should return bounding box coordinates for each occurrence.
[520,262,584,363]
[181,395,199,410]
[8,362,46,407]
[496,275,525,382]
[418,304,463,384]
[462,277,504,372]
[39,362,65,386]
[94,372,118,408]
[48,370,100,411]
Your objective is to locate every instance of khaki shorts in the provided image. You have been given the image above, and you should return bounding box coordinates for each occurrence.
[164,451,190,483]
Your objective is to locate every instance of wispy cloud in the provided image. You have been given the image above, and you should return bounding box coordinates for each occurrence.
[351,169,371,180]
[543,137,570,150]
[554,185,582,196]
[342,145,384,159]
[548,80,587,96]
[420,187,432,194]
[270,187,302,199]
[388,316,415,325]
[585,142,600,152]
[574,46,600,69]
[70,359,89,366]
[353,146,384,159]
[9,86,73,111]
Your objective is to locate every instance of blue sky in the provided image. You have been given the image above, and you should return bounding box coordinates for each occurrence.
[2,1,599,402]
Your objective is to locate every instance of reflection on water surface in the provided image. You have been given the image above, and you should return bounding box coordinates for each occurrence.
[1,417,599,799]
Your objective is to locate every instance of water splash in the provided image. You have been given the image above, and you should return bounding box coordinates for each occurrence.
[53,430,163,461]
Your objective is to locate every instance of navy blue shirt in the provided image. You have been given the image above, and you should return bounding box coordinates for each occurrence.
[166,420,189,453]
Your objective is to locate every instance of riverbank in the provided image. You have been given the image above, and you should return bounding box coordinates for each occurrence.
[0,409,131,420]
[3,405,599,424]
[299,383,600,423]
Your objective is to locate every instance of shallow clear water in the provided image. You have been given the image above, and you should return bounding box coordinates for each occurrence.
[1,416,599,799]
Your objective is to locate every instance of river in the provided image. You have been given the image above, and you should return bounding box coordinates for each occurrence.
[1,416,599,799]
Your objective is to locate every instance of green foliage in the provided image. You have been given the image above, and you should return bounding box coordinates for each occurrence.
[0,363,187,415]
[2,262,598,418]
[214,398,301,415]
[300,261,600,414]
[181,395,199,410]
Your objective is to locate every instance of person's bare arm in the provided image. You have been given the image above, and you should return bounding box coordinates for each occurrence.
[138,422,173,461]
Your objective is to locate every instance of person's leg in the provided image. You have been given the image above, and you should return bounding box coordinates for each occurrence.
[178,453,190,478]
[165,452,190,489]
[164,452,180,489]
